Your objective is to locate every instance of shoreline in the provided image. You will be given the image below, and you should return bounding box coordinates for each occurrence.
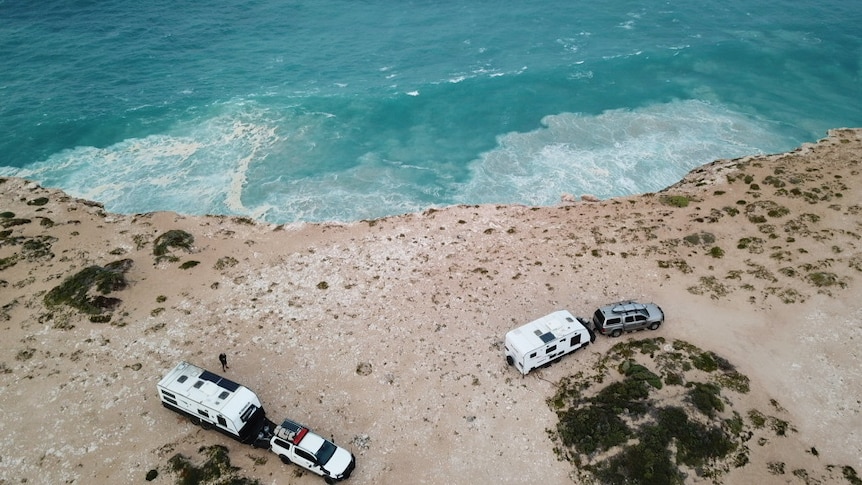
[1,128,861,484]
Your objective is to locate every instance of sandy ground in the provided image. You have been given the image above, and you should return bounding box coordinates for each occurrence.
[1,128,861,485]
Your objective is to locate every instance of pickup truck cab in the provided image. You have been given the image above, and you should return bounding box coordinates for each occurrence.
[270,418,356,483]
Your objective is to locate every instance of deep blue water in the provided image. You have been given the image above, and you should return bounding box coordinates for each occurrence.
[2,0,860,222]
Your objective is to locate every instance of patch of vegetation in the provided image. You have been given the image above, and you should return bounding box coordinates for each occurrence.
[620,360,663,389]
[660,195,690,208]
[716,371,751,394]
[233,216,255,225]
[683,232,716,245]
[709,246,725,258]
[317,281,329,290]
[723,206,740,216]
[687,276,731,299]
[657,259,692,274]
[0,255,18,271]
[17,347,36,361]
[27,197,50,206]
[0,217,31,228]
[133,234,149,250]
[763,175,786,188]
[807,271,845,288]
[688,382,724,417]
[748,409,767,428]
[767,206,790,218]
[552,339,753,483]
[22,235,56,260]
[179,260,200,270]
[153,230,195,262]
[166,444,260,485]
[664,372,684,386]
[214,256,239,270]
[356,362,373,376]
[843,466,862,485]
[557,403,633,455]
[43,259,133,314]
[691,351,718,372]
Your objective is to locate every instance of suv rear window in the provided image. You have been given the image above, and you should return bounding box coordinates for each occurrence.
[593,310,605,325]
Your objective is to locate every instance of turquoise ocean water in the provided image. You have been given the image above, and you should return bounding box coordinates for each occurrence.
[2,1,860,223]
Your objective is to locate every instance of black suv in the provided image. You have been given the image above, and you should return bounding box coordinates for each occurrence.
[592,300,664,337]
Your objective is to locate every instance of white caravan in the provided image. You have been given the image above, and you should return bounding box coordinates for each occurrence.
[504,310,595,375]
[157,361,269,445]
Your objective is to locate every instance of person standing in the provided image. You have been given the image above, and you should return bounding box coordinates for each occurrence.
[219,353,229,371]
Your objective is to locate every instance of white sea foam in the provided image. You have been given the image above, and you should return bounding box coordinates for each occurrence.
[458,99,787,205]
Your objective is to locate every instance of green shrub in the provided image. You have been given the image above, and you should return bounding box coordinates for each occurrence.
[620,361,663,389]
[153,229,194,260]
[214,256,239,270]
[657,407,736,468]
[594,432,683,485]
[557,405,632,454]
[688,382,724,416]
[166,445,260,485]
[683,232,715,245]
[808,271,843,288]
[664,372,684,386]
[0,218,30,228]
[44,259,133,314]
[661,195,690,208]
[691,351,718,372]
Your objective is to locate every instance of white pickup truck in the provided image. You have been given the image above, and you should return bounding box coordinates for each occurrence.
[268,418,356,484]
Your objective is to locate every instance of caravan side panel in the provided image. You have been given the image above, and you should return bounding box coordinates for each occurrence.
[504,311,593,375]
[157,361,266,443]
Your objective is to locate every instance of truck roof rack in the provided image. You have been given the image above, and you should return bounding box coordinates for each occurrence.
[275,423,309,444]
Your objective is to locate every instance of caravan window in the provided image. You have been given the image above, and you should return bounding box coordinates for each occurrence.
[529,352,537,358]
[546,345,557,354]
[571,334,581,346]
[217,415,227,427]
[198,409,209,417]
[193,380,204,389]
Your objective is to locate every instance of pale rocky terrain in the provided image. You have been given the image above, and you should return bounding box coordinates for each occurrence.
[1,128,860,484]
